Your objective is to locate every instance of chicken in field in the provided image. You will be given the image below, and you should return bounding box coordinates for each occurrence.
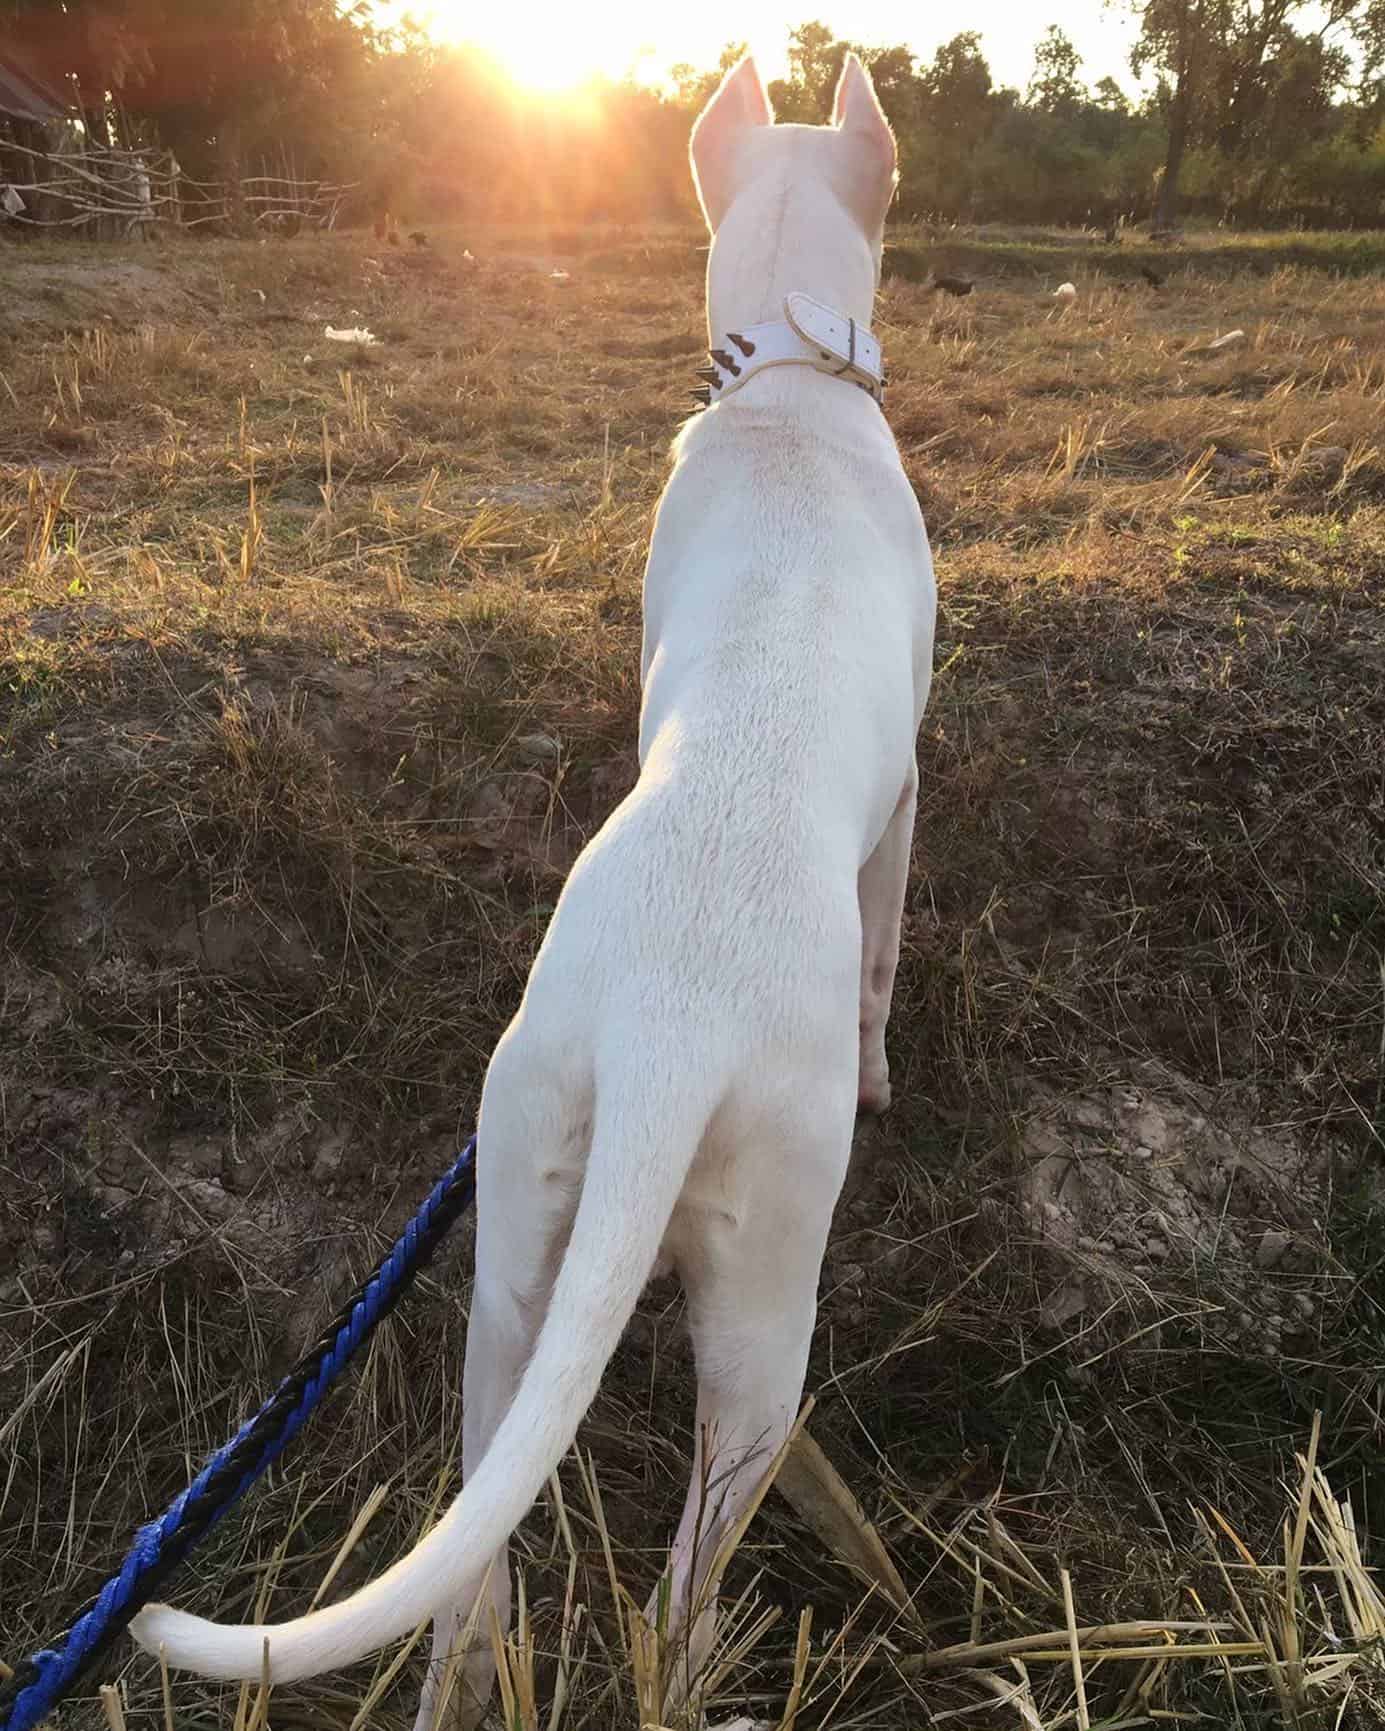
[933,273,973,297]
[1052,281,1077,304]
[409,230,430,249]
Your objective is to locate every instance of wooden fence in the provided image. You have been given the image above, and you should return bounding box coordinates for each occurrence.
[0,135,356,235]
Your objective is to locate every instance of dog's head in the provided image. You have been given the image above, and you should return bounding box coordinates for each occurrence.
[690,53,896,333]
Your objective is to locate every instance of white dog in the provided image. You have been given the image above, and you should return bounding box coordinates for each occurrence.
[133,50,936,1729]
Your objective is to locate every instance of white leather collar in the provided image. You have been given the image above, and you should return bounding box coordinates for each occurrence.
[692,292,885,410]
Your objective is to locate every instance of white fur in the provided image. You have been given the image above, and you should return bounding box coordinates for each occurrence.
[131,52,936,1728]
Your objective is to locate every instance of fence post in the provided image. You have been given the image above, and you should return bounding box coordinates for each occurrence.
[218,118,246,234]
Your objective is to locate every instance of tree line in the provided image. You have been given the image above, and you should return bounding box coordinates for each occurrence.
[3,0,1383,230]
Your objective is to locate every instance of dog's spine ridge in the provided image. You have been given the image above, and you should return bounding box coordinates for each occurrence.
[129,1042,718,1683]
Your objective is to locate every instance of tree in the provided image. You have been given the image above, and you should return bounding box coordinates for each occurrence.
[768,20,841,121]
[919,32,994,139]
[765,25,918,132]
[0,0,147,138]
[859,44,919,129]
[1128,0,1375,226]
[1131,0,1199,226]
[669,41,746,111]
[902,32,997,216]
[7,4,1385,237]
[1028,25,1087,116]
[3,0,379,193]
[1360,0,1385,109]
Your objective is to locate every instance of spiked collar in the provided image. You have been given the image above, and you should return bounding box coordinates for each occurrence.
[691,292,886,411]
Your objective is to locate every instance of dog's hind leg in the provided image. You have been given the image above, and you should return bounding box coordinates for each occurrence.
[414,1035,589,1731]
[856,766,918,1115]
[656,1079,855,1722]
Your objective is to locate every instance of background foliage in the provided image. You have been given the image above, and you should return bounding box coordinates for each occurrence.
[3,0,1385,228]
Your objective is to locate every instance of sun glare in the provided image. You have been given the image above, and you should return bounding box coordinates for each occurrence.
[412,0,661,93]
[385,0,1139,103]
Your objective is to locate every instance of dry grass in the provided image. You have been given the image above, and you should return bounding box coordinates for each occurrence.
[1,222,1383,1731]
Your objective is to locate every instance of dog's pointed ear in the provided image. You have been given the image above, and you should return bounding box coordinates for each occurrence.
[690,56,773,231]
[831,52,897,227]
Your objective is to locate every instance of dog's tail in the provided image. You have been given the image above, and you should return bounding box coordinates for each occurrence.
[131,1039,719,1683]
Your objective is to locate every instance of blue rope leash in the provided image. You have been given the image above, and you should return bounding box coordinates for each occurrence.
[0,1135,478,1731]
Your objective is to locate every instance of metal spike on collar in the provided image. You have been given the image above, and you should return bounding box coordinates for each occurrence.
[709,348,741,376]
[727,331,755,357]
[689,386,712,408]
[695,366,721,384]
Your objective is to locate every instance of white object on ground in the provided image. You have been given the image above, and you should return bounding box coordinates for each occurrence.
[324,325,378,345]
[1053,281,1077,303]
[515,733,562,765]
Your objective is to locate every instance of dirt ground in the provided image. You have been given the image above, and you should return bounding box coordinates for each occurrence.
[1,224,1383,1731]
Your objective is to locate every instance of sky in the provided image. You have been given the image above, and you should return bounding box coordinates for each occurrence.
[380,0,1146,99]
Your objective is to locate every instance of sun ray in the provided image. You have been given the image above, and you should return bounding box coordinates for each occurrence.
[407,0,658,93]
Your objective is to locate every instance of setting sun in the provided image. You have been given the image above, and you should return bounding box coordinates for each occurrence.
[384,0,795,95]
[380,0,1139,98]
[404,0,665,91]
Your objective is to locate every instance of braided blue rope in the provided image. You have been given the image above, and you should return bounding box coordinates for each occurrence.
[0,1135,478,1731]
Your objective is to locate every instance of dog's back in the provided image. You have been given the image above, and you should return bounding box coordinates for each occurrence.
[645,391,931,820]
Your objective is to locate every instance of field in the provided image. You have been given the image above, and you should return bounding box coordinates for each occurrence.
[2,221,1384,1731]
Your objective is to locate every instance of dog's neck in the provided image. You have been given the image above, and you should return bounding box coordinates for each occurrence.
[703,168,880,346]
[695,294,884,409]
